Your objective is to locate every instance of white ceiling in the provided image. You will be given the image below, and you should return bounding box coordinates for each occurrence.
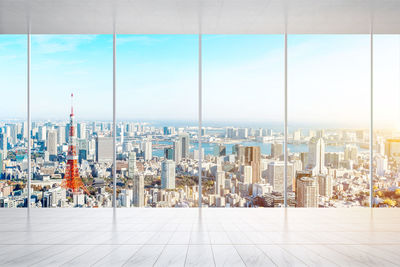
[0,0,399,34]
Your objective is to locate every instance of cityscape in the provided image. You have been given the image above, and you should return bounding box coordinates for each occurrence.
[1,94,400,208]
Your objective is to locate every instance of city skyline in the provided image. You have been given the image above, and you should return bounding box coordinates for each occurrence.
[1,34,399,128]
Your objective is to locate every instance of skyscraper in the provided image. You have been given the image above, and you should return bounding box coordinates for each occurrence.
[317,174,332,198]
[133,174,144,207]
[244,146,261,184]
[96,137,113,163]
[47,130,58,159]
[297,176,318,207]
[77,122,86,139]
[128,152,137,178]
[271,142,283,159]
[179,133,190,159]
[161,160,176,189]
[0,134,7,160]
[215,171,225,196]
[307,137,327,176]
[267,161,294,193]
[164,148,174,160]
[143,140,152,161]
[173,140,181,163]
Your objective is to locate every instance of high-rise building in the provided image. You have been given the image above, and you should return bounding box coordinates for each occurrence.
[161,160,176,189]
[128,152,137,178]
[38,126,47,142]
[179,133,190,159]
[47,130,58,158]
[307,137,327,176]
[215,171,225,195]
[214,145,226,157]
[96,137,113,163]
[57,126,66,145]
[0,134,7,160]
[344,144,358,161]
[244,146,261,184]
[164,148,174,160]
[385,139,400,161]
[267,161,294,193]
[238,128,248,139]
[143,140,152,161]
[271,142,283,158]
[77,122,86,139]
[295,170,312,193]
[133,174,144,207]
[173,140,181,163]
[317,174,332,198]
[296,176,318,207]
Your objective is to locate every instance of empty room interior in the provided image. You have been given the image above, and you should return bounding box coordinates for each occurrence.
[1,0,400,266]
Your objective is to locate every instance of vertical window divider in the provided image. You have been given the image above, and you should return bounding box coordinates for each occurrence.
[370,11,374,208]
[198,34,203,208]
[113,31,117,210]
[27,32,31,210]
[284,11,288,209]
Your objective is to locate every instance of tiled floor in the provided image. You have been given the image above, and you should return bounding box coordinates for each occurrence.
[0,208,399,266]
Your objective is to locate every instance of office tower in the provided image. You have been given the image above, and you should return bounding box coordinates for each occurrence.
[77,122,86,139]
[271,142,283,158]
[295,170,313,193]
[133,174,144,208]
[0,134,7,160]
[38,126,47,142]
[57,126,66,145]
[96,137,113,163]
[307,137,327,175]
[243,165,252,184]
[267,161,294,193]
[173,140,181,163]
[293,130,301,141]
[215,171,225,196]
[226,127,235,138]
[244,146,261,184]
[161,160,176,189]
[317,174,332,198]
[376,155,388,176]
[47,130,58,158]
[179,133,190,159]
[344,144,358,161]
[235,144,245,164]
[385,139,400,161]
[238,128,248,139]
[61,93,90,195]
[164,148,174,160]
[8,124,17,145]
[296,176,318,207]
[325,152,342,169]
[214,145,226,157]
[143,140,152,161]
[128,152,137,178]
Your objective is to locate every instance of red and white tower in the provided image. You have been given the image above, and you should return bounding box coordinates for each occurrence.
[61,93,90,195]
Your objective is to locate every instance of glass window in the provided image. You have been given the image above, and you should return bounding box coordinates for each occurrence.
[288,35,370,208]
[203,35,284,207]
[0,35,27,208]
[31,35,113,208]
[116,35,198,207]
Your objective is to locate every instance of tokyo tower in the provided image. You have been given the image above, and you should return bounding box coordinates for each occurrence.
[61,93,90,195]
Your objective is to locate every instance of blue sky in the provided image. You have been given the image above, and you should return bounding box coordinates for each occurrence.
[0,34,399,128]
